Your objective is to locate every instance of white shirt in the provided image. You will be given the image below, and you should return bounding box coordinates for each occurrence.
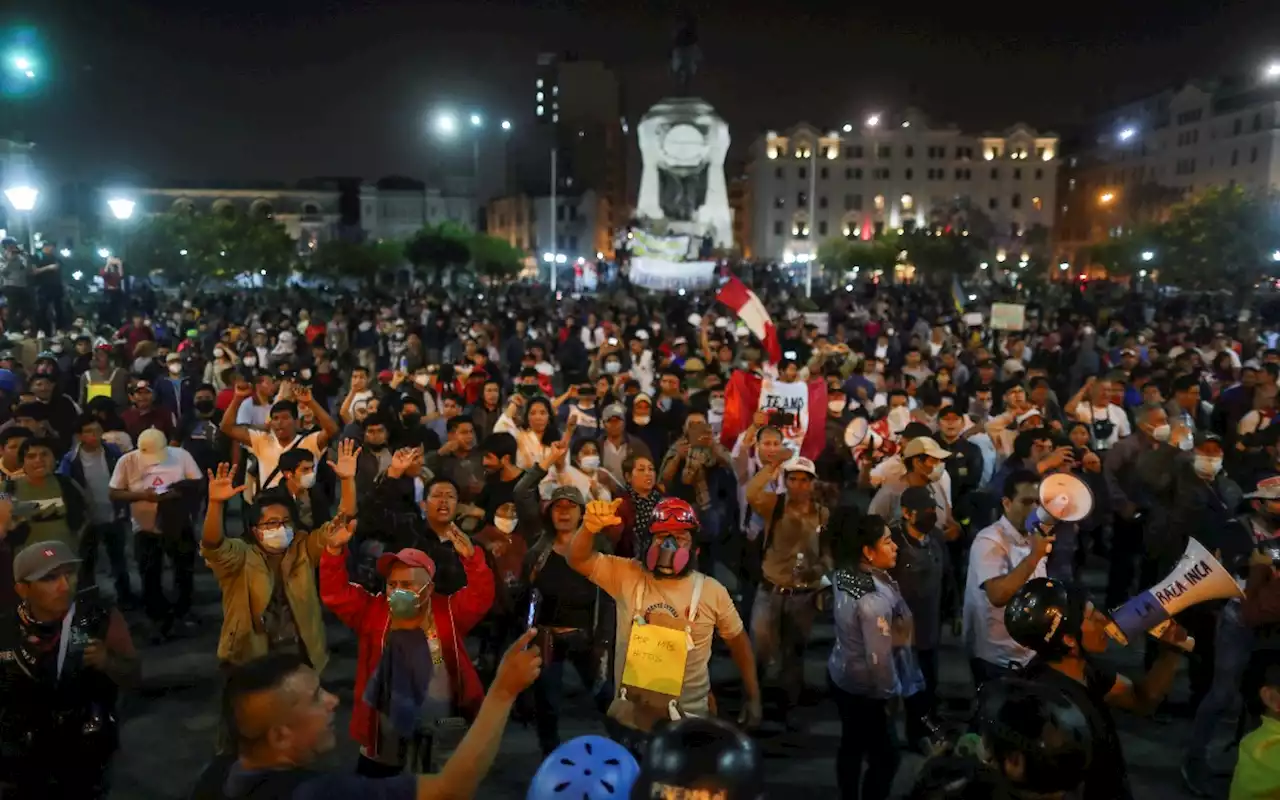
[236,398,271,428]
[963,516,1046,667]
[1072,402,1131,451]
[248,429,325,491]
[109,447,202,533]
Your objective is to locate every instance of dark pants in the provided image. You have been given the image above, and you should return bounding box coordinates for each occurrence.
[356,753,416,778]
[1144,601,1216,710]
[830,679,899,800]
[905,648,938,742]
[1106,513,1145,610]
[34,287,65,333]
[533,630,612,755]
[80,521,133,600]
[136,529,195,624]
[969,657,1017,688]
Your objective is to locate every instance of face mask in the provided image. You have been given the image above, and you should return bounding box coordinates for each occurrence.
[299,368,312,381]
[633,414,650,426]
[298,472,317,489]
[168,363,182,375]
[929,462,946,482]
[403,412,422,428]
[828,399,845,414]
[1178,435,1194,451]
[875,344,888,359]
[387,587,425,619]
[258,524,294,552]
[1150,424,1171,442]
[50,344,63,355]
[1193,455,1222,478]
[604,361,621,374]
[358,321,373,332]
[710,398,725,414]
[414,374,430,388]
[495,517,518,534]
[195,399,215,413]
[914,509,939,530]
[243,356,257,367]
[579,454,601,471]
[645,535,691,578]
[214,348,226,359]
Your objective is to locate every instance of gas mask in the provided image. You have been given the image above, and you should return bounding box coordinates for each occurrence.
[644,534,694,579]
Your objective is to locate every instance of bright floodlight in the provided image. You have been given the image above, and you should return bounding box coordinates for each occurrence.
[1266,62,1280,80]
[4,186,37,212]
[469,113,482,127]
[435,113,457,136]
[1059,262,1069,270]
[72,270,83,281]
[1139,269,1148,278]
[1118,127,1136,142]
[59,248,70,258]
[1099,192,1115,204]
[842,123,853,133]
[1141,250,1154,261]
[108,198,136,221]
[555,254,567,264]
[97,247,110,258]
[1272,250,1280,262]
[12,56,29,71]
[179,249,188,256]
[866,114,881,128]
[501,119,512,131]
[542,252,554,263]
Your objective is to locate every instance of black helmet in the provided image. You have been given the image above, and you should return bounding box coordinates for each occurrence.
[633,716,763,800]
[972,677,1093,796]
[1003,578,1086,658]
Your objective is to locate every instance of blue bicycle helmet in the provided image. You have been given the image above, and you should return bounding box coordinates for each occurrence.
[527,735,640,799]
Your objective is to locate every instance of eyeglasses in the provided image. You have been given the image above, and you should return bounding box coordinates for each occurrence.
[258,517,290,528]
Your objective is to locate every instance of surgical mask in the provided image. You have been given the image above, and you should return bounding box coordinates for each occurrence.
[387,587,425,619]
[579,455,601,471]
[358,321,373,332]
[1178,435,1194,451]
[604,360,621,374]
[494,517,518,534]
[258,525,294,552]
[929,463,946,482]
[887,406,911,433]
[633,414,650,426]
[414,374,430,389]
[168,362,182,375]
[1193,455,1222,478]
[50,344,63,355]
[828,399,846,414]
[1150,424,1171,442]
[710,398,725,414]
[298,472,317,489]
[243,356,257,367]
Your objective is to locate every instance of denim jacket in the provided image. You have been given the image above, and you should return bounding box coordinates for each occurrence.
[828,566,924,699]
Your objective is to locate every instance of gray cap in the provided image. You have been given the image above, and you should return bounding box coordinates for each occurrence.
[602,403,627,422]
[13,540,81,582]
[548,486,586,507]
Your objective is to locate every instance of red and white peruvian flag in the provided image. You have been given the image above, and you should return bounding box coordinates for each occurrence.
[715,276,782,364]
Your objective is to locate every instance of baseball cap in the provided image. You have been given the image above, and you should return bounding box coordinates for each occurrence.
[376,369,394,383]
[14,540,81,582]
[137,428,169,465]
[672,336,688,347]
[166,352,182,363]
[901,486,936,512]
[632,393,653,408]
[683,357,706,372]
[376,547,437,580]
[130,378,153,393]
[903,438,953,460]
[782,456,817,476]
[602,403,627,422]
[1246,475,1280,500]
[1015,408,1044,425]
[549,486,586,507]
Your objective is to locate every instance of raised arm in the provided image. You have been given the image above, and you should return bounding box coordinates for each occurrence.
[318,523,377,630]
[745,459,782,518]
[980,531,1053,608]
[293,386,339,447]
[328,439,361,519]
[220,381,255,446]
[567,498,622,578]
[202,463,245,549]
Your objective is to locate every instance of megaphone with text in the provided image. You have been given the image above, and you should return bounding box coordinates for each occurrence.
[1025,473,1094,535]
[1104,538,1242,652]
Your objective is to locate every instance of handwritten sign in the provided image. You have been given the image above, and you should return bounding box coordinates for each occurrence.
[990,303,1026,331]
[758,378,810,453]
[622,623,688,697]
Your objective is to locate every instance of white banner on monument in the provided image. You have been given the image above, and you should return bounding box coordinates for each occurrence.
[629,257,718,291]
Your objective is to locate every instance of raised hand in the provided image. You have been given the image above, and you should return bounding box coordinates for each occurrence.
[583,498,623,534]
[293,385,313,405]
[329,439,361,480]
[207,463,246,504]
[233,380,254,399]
[444,524,476,558]
[325,517,358,555]
[492,628,544,702]
[389,447,418,477]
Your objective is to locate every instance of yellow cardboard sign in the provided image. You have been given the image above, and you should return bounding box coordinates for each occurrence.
[622,623,687,697]
[86,383,113,401]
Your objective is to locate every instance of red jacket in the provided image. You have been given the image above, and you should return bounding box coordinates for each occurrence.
[319,545,494,754]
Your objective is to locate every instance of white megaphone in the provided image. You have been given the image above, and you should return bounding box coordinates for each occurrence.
[1025,473,1094,535]
[1104,538,1243,652]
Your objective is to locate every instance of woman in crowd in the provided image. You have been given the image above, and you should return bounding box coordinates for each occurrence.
[539,436,614,503]
[495,393,560,469]
[601,453,660,559]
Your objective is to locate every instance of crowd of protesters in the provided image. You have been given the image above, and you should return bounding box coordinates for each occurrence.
[0,232,1278,798]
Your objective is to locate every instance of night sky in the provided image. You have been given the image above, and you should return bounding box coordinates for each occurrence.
[9,0,1280,186]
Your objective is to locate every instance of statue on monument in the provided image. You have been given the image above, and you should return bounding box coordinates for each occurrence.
[671,17,701,91]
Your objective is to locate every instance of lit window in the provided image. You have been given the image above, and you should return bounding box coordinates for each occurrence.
[874,194,885,210]
[537,92,544,102]
[552,86,559,96]
[901,193,914,211]
[536,105,544,116]
[1032,196,1043,210]
[537,79,544,88]
[767,146,778,160]
[984,149,995,161]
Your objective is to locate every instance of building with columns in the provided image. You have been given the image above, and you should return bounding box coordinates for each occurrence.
[746,109,1060,264]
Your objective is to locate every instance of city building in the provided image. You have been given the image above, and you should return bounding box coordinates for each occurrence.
[746,109,1060,265]
[1053,68,1280,272]
[727,162,752,259]
[359,176,478,242]
[486,189,601,263]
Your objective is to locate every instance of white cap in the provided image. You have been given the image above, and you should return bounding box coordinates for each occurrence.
[137,428,168,466]
[782,456,817,476]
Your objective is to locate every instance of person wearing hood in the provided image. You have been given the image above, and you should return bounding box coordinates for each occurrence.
[27,369,81,452]
[627,393,668,463]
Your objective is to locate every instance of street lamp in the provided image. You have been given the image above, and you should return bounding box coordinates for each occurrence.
[97,247,111,259]
[865,113,881,128]
[1265,62,1280,81]
[4,185,38,251]
[1272,250,1280,262]
[435,112,457,135]
[107,197,135,220]
[1099,192,1115,205]
[501,119,512,131]
[58,248,70,258]
[1117,127,1137,142]
[1141,250,1154,262]
[469,113,482,127]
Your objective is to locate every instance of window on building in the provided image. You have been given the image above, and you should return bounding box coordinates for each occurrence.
[798,167,807,180]
[1232,149,1239,166]
[843,194,854,210]
[798,192,808,206]
[1035,146,1045,159]
[819,196,828,209]
[818,220,828,236]
[854,168,864,179]
[901,193,914,211]
[875,168,891,180]
[774,220,783,236]
[1013,168,1022,180]
[878,145,891,158]
[1011,193,1022,209]
[853,194,863,210]
[1252,146,1259,163]
[844,146,853,159]
[820,167,829,179]
[775,167,784,179]
[844,167,853,179]
[905,146,914,158]
[1010,222,1021,237]
[568,235,578,251]
[557,205,566,221]
[1233,118,1242,135]
[988,197,998,210]
[854,145,864,158]
[775,196,785,208]
[1032,196,1042,210]
[874,194,885,210]
[1254,113,1263,131]
[905,168,913,180]
[990,168,999,179]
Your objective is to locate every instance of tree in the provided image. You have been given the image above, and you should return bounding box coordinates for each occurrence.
[900,230,980,286]
[128,210,297,287]
[310,239,404,290]
[817,235,897,282]
[469,234,524,283]
[405,222,472,283]
[1148,185,1278,290]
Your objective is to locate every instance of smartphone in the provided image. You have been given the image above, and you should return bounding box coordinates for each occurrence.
[525,588,542,629]
[608,337,619,346]
[773,411,796,427]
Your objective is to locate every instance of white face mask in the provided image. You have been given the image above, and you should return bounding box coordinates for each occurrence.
[604,361,622,374]
[358,321,373,332]
[1193,455,1222,478]
[710,398,725,414]
[1178,435,1195,451]
[633,414,651,426]
[258,525,294,552]
[298,472,317,489]
[495,517,518,534]
[243,356,257,367]
[214,348,226,359]
[828,399,846,413]
[168,362,182,375]
[1150,424,1171,442]
[929,463,946,482]
[579,454,601,471]
[414,374,430,389]
[875,344,889,359]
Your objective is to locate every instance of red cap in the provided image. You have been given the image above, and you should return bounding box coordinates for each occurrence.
[376,548,437,579]
[377,369,394,383]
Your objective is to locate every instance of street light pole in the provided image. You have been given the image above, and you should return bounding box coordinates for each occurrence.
[550,145,558,293]
[807,142,817,298]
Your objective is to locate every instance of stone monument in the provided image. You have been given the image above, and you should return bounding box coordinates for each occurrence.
[633,19,732,255]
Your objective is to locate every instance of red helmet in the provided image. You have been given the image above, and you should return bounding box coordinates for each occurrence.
[649,497,699,534]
